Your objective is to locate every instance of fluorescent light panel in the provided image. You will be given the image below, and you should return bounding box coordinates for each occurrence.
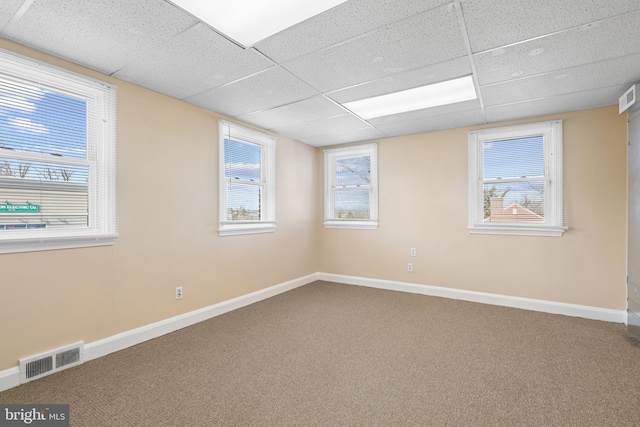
[343,76,478,120]
[170,0,348,47]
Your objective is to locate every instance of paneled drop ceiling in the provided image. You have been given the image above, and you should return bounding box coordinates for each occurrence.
[0,0,639,147]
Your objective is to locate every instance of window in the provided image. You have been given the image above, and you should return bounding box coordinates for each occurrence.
[324,143,378,229]
[0,50,116,253]
[218,120,275,236]
[468,120,566,236]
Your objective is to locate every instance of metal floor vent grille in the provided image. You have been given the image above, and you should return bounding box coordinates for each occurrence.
[56,347,80,368]
[19,341,84,384]
[25,356,53,379]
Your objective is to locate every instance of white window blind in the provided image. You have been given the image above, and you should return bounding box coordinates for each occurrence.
[218,120,275,236]
[0,50,117,253]
[482,135,545,223]
[224,137,262,221]
[334,155,372,219]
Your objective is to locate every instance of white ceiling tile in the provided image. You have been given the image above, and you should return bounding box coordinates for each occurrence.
[484,84,627,123]
[2,0,198,74]
[236,96,347,130]
[300,127,387,147]
[185,67,318,117]
[272,114,368,140]
[1,0,637,147]
[327,57,472,103]
[113,24,272,99]
[368,100,481,125]
[0,0,24,31]
[461,0,640,52]
[474,9,640,85]
[481,52,640,107]
[374,109,486,136]
[283,3,467,93]
[255,0,451,63]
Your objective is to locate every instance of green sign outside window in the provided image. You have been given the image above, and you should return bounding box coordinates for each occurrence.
[0,202,40,213]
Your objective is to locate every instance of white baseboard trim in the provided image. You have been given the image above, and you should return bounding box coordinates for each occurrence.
[318,273,627,324]
[84,272,319,361]
[0,272,319,393]
[0,367,19,393]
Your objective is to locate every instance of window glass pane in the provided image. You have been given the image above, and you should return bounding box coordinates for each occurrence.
[224,138,261,182]
[0,160,89,230]
[0,157,88,183]
[483,135,544,180]
[483,181,545,223]
[336,156,370,187]
[335,188,370,219]
[0,80,87,159]
[226,182,261,221]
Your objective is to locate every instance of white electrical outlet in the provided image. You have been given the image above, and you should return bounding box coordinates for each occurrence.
[410,248,416,257]
[407,263,413,272]
[175,286,183,300]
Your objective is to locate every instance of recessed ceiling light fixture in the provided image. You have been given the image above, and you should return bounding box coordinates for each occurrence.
[169,0,348,48]
[342,76,478,120]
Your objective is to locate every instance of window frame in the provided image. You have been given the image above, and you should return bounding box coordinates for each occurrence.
[468,120,566,237]
[0,49,117,254]
[324,143,378,230]
[218,120,276,237]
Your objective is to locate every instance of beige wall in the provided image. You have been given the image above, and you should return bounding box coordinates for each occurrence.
[0,40,320,371]
[319,107,627,310]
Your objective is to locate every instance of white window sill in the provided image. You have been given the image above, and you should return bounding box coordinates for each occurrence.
[468,225,567,237]
[323,219,379,230]
[218,221,276,237]
[0,234,118,254]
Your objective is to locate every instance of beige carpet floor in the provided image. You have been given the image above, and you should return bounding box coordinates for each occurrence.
[1,280,639,426]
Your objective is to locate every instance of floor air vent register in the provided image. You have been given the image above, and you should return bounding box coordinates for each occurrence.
[18,341,84,384]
